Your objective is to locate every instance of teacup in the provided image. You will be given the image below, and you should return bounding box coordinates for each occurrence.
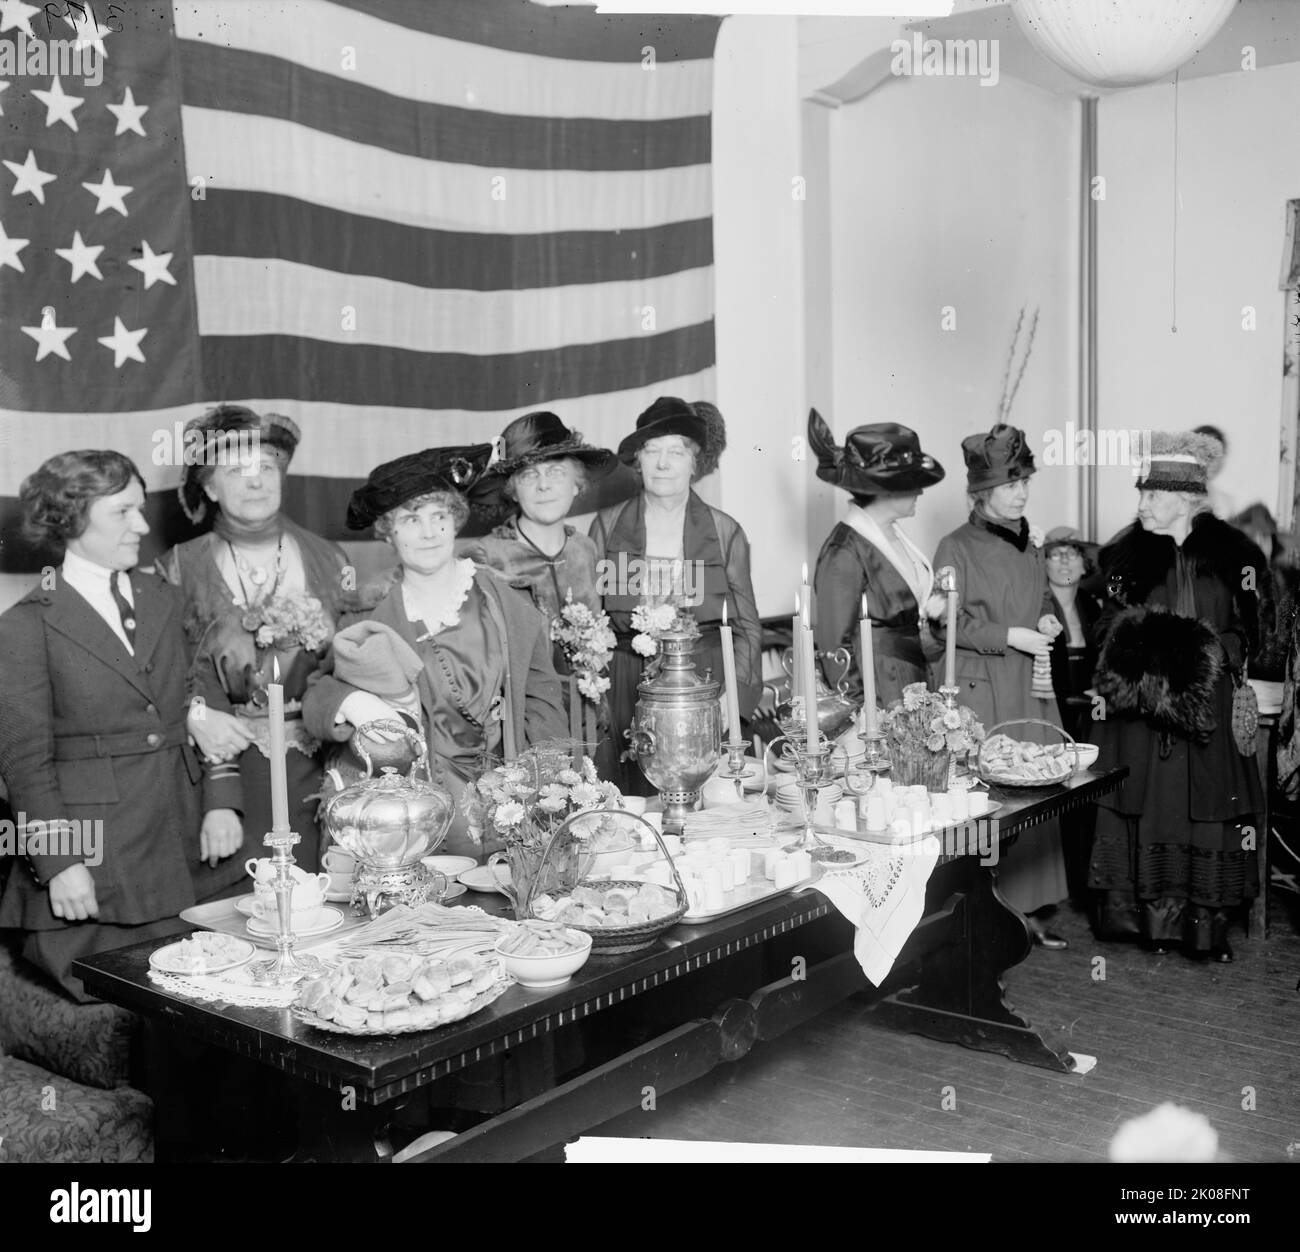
[323,849,355,875]
[245,860,331,912]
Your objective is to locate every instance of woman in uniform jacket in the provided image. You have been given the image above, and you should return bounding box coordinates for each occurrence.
[589,398,762,795]
[301,446,569,859]
[0,452,205,1000]
[808,411,946,710]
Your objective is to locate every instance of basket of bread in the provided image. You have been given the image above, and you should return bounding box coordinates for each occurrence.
[524,811,689,954]
[293,950,509,1035]
[976,719,1083,788]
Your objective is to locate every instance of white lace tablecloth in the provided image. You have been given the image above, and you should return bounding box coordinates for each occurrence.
[812,835,942,986]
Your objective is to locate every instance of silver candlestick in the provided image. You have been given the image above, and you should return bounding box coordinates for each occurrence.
[764,733,849,858]
[247,829,324,985]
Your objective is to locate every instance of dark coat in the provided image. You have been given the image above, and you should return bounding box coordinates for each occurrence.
[0,571,202,933]
[301,564,568,758]
[813,522,932,705]
[1047,584,1101,728]
[1091,515,1266,823]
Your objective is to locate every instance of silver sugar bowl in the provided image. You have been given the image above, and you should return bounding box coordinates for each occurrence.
[629,630,721,831]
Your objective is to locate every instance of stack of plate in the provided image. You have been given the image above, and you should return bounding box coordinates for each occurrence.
[774,782,843,815]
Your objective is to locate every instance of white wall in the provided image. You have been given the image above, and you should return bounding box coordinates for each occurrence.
[1095,61,1300,541]
[816,71,1079,562]
[711,16,807,616]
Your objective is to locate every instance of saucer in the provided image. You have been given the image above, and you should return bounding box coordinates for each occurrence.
[246,906,344,938]
[460,866,507,893]
[235,893,330,919]
[422,855,478,879]
[435,883,468,903]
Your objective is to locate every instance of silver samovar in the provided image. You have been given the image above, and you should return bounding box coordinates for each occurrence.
[321,721,455,916]
[629,631,721,831]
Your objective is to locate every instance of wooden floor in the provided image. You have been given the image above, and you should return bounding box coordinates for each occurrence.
[583,891,1300,1162]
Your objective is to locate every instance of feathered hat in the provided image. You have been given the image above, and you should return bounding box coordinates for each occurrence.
[807,410,944,494]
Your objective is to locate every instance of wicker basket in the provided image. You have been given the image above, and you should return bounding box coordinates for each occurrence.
[976,718,1081,788]
[525,812,689,955]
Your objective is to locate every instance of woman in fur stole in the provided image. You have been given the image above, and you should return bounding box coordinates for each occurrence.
[1090,432,1267,961]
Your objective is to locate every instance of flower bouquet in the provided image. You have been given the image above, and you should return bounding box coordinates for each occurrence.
[551,592,616,704]
[878,682,985,790]
[466,749,623,916]
[630,600,699,660]
[239,592,334,704]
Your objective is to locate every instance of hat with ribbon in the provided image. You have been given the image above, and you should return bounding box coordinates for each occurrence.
[1135,431,1219,495]
[346,444,494,532]
[178,404,301,525]
[962,423,1036,492]
[807,410,945,494]
[485,412,617,480]
[616,397,727,479]
[331,621,423,699]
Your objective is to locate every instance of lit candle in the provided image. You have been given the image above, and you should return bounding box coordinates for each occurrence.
[801,602,821,754]
[719,602,743,744]
[943,567,958,690]
[791,592,803,710]
[860,593,877,735]
[268,656,290,833]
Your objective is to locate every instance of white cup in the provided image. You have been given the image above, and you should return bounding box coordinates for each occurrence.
[620,796,648,816]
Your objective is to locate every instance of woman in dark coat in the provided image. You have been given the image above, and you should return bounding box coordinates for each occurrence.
[589,399,762,795]
[0,452,202,1000]
[1042,527,1103,740]
[808,411,945,709]
[1090,433,1266,961]
[932,424,1070,947]
[158,406,349,895]
[302,446,569,859]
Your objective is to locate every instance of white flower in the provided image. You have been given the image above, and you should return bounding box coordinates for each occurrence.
[537,794,567,814]
[494,801,526,828]
[570,782,604,808]
[632,632,658,657]
[557,768,582,787]
[580,756,599,783]
[1028,523,1044,548]
[502,767,528,786]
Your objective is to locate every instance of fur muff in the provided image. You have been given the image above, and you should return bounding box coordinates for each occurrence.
[1093,606,1222,741]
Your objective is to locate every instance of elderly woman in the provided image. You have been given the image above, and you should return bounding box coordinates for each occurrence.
[808,412,946,707]
[459,413,618,774]
[1090,433,1266,962]
[158,406,349,895]
[301,446,569,858]
[589,398,763,795]
[932,424,1070,948]
[0,452,200,999]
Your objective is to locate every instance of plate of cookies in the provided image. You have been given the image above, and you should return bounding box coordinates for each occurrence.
[292,951,510,1035]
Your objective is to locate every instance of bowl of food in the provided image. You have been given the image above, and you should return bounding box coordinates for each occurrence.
[495,921,594,988]
[529,881,687,954]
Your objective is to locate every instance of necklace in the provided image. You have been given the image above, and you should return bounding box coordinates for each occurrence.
[227,537,285,604]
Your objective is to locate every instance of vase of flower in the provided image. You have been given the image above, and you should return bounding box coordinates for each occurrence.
[878,682,985,791]
[489,826,581,917]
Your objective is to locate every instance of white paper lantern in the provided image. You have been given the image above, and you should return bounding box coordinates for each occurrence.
[1012,0,1239,89]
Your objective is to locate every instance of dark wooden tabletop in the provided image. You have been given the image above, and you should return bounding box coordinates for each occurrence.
[74,766,1127,1105]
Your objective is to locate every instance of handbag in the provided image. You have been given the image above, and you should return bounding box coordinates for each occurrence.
[1230,665,1259,757]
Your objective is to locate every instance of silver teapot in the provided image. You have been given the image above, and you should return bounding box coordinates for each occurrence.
[629,630,721,830]
[769,646,861,741]
[321,720,455,914]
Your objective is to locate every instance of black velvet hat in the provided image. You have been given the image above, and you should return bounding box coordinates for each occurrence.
[961,423,1036,491]
[178,404,301,525]
[346,444,494,531]
[807,410,944,494]
[485,412,617,480]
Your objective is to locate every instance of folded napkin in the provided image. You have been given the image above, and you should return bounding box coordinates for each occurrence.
[814,835,942,986]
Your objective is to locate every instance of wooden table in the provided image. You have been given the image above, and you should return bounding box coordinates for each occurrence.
[74,767,1126,1163]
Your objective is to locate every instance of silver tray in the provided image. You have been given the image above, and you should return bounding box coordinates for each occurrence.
[680,864,821,923]
[179,897,374,950]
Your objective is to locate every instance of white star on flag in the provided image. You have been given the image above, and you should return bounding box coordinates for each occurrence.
[98,317,148,367]
[55,230,104,282]
[0,219,29,272]
[22,316,77,362]
[105,87,148,138]
[82,169,133,216]
[66,11,112,59]
[0,80,10,116]
[0,0,40,37]
[32,76,85,132]
[4,150,56,204]
[128,240,175,289]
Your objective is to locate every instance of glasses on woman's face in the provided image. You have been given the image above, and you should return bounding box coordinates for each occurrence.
[1046,549,1083,564]
[515,463,572,487]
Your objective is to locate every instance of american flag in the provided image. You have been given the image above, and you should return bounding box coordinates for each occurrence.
[0,0,721,573]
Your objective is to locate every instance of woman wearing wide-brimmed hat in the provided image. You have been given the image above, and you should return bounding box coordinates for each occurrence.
[301,445,568,858]
[932,423,1071,948]
[808,412,946,708]
[462,412,619,776]
[589,397,762,795]
[1089,432,1266,961]
[158,405,350,896]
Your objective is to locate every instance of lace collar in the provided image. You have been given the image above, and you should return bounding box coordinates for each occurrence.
[402,558,476,640]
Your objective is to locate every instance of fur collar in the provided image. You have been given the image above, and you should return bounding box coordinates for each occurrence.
[969,509,1029,552]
